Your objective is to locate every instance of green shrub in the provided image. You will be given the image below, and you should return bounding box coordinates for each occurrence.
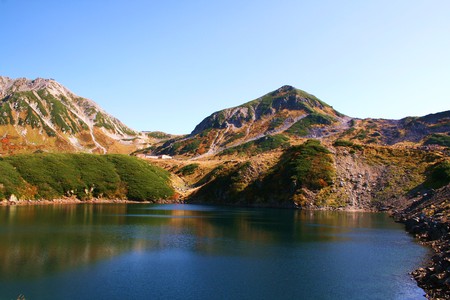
[333,139,354,147]
[225,132,245,144]
[220,134,290,156]
[93,112,114,130]
[106,155,173,200]
[178,164,199,176]
[424,134,450,147]
[286,113,334,136]
[333,139,363,150]
[289,139,335,190]
[147,131,171,139]
[181,139,201,153]
[0,100,14,125]
[268,117,285,130]
[74,154,121,199]
[191,162,252,202]
[426,160,450,188]
[6,154,67,199]
[0,161,26,199]
[255,135,290,152]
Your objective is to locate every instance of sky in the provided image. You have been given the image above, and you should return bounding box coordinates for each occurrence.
[1,0,449,134]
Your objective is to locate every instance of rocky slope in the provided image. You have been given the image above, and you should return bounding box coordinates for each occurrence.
[393,171,450,299]
[338,111,450,147]
[0,76,146,154]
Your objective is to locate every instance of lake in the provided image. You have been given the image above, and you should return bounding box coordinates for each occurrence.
[0,204,427,299]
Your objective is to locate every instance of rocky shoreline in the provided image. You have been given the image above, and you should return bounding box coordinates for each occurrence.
[393,184,450,299]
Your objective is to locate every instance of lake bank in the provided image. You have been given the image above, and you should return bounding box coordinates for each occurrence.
[393,185,450,299]
[0,197,183,206]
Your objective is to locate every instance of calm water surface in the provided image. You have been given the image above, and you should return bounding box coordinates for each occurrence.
[0,204,428,299]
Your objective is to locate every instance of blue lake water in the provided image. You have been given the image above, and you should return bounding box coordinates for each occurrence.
[0,204,428,299]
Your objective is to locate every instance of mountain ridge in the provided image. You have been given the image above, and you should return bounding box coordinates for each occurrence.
[1,76,448,159]
[0,76,146,154]
[149,85,448,158]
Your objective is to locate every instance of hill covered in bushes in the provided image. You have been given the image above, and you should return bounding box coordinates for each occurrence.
[0,153,174,201]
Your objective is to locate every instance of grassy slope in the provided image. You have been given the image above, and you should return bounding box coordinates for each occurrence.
[0,153,174,201]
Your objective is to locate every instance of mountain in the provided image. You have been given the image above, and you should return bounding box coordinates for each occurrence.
[137,84,448,211]
[0,76,145,154]
[152,85,449,157]
[153,85,349,156]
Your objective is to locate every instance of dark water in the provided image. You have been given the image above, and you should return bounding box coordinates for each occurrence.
[0,204,428,299]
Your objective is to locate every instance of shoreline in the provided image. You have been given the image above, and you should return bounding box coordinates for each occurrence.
[392,185,450,299]
[0,197,373,211]
[0,198,183,206]
[394,213,450,300]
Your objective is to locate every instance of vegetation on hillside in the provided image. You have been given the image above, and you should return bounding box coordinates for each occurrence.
[288,139,336,190]
[220,134,290,156]
[146,131,172,139]
[190,161,254,204]
[426,160,450,189]
[424,134,450,147]
[245,140,335,204]
[0,153,173,201]
[333,139,364,151]
[177,163,199,176]
[155,134,211,156]
[286,113,335,136]
[191,140,336,207]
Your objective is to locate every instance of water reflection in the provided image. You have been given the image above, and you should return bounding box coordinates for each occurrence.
[0,204,405,281]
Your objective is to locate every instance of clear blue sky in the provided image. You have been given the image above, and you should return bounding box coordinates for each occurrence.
[1,0,449,134]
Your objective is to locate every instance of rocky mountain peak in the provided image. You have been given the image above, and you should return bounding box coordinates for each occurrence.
[156,85,347,157]
[0,76,70,99]
[273,85,295,94]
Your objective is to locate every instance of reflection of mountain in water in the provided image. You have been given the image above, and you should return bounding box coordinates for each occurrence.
[0,204,393,279]
[0,205,135,279]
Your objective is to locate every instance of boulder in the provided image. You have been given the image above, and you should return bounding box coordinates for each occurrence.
[9,194,18,203]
